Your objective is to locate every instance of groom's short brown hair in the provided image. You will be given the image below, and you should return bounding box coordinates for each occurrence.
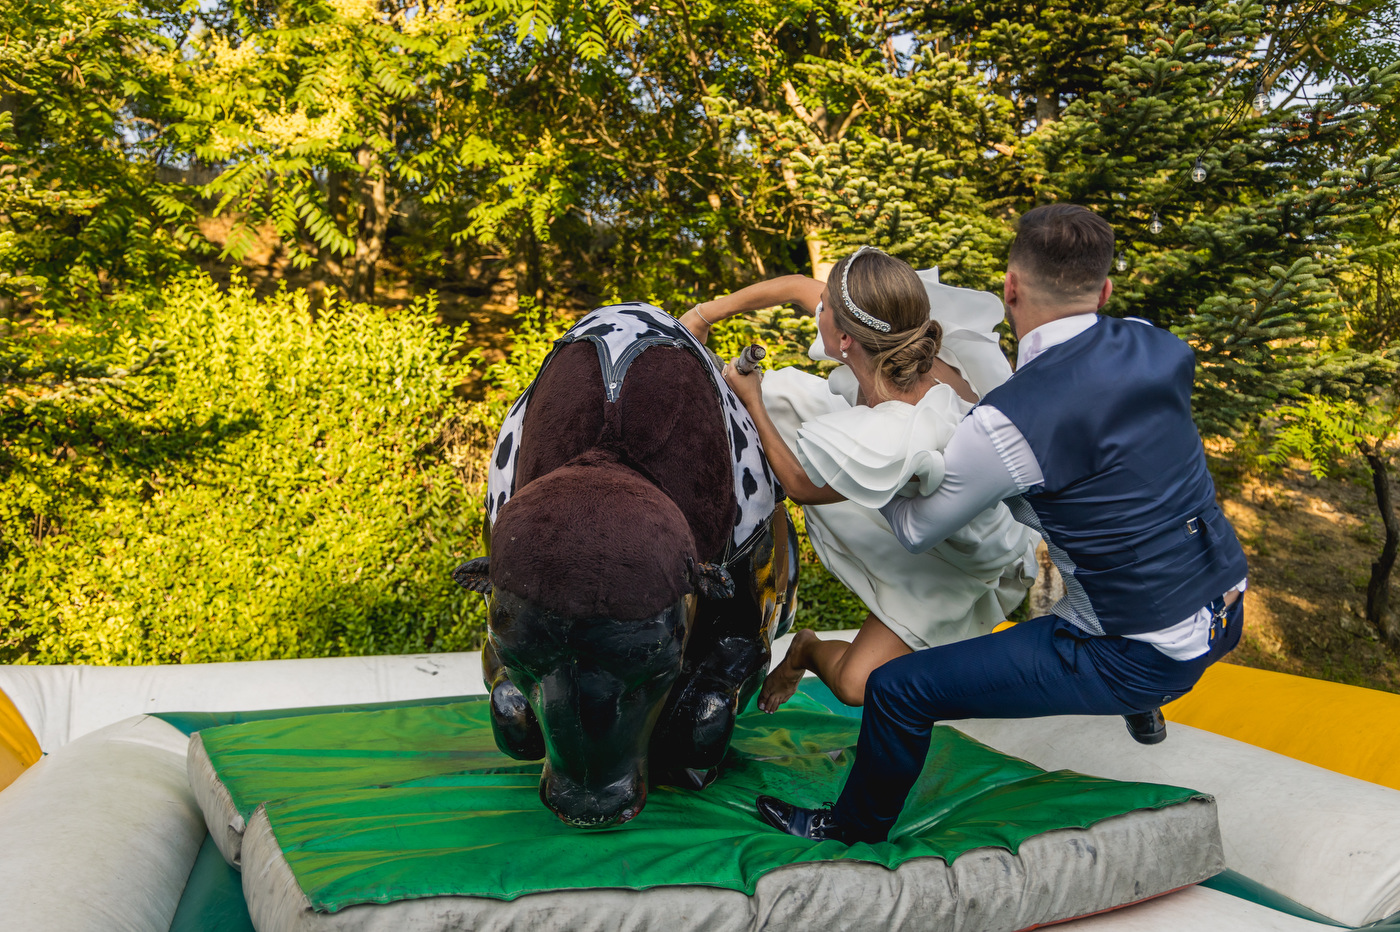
[1008,204,1115,300]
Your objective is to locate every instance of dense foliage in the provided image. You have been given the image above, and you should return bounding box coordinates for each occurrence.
[0,281,855,662]
[0,0,195,310]
[2,0,1398,661]
[727,2,1400,434]
[1,276,490,663]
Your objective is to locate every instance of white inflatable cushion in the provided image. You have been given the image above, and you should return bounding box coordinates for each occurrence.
[190,730,248,868]
[0,714,206,931]
[952,714,1400,927]
[1061,883,1340,931]
[0,652,484,752]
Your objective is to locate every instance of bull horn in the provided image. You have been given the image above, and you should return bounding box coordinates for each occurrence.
[687,556,735,599]
[452,557,493,595]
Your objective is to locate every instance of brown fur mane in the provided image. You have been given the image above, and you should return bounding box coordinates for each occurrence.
[493,341,736,618]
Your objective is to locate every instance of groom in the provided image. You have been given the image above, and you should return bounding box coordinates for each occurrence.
[757,203,1248,845]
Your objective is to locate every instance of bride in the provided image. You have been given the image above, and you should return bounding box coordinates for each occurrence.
[680,247,1040,711]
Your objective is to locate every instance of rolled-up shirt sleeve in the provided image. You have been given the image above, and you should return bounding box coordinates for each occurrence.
[878,405,1043,553]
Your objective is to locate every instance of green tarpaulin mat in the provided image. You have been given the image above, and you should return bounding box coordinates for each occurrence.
[195,688,1206,914]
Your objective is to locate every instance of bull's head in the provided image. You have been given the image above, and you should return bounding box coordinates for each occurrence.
[456,453,730,827]
[488,588,690,826]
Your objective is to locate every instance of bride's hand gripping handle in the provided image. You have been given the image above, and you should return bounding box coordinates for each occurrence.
[723,345,766,408]
[734,344,766,375]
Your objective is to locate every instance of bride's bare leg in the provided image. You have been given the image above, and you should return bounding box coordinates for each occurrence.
[758,615,912,712]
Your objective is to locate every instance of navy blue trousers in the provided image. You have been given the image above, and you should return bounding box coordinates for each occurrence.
[829,598,1243,843]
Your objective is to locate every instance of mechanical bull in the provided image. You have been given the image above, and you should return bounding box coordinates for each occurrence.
[453,304,798,828]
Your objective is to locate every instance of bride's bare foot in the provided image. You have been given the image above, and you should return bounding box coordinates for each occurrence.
[759,630,816,713]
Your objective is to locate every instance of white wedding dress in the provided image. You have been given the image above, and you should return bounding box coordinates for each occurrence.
[764,270,1041,650]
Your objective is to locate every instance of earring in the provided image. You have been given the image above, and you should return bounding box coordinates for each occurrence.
[841,350,848,359]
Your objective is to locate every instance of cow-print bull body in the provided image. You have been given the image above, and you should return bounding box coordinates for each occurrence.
[462,304,798,828]
[488,303,777,557]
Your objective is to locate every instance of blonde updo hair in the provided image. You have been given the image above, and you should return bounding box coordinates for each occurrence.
[828,249,942,396]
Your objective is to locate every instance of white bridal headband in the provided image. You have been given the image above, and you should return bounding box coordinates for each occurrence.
[840,245,892,333]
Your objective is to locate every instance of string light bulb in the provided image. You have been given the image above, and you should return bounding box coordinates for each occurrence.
[1254,80,1269,113]
[1149,212,1163,235]
[1191,158,1207,183]
[1115,252,1128,272]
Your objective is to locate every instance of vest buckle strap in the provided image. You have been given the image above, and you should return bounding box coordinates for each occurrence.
[1131,505,1223,562]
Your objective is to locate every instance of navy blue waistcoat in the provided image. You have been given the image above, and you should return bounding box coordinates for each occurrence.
[980,317,1247,637]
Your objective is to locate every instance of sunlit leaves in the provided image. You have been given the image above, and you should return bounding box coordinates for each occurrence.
[0,0,192,309]
[1265,395,1400,479]
[169,0,485,294]
[1,274,488,664]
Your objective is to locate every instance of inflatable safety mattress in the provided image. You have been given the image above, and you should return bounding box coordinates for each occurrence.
[188,691,1223,932]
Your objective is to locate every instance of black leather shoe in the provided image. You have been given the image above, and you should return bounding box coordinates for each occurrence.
[1124,708,1167,745]
[755,795,848,842]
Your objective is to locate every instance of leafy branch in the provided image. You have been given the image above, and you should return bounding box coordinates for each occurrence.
[1264,394,1400,647]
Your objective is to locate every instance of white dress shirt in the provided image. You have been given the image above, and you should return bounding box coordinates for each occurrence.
[879,314,1244,660]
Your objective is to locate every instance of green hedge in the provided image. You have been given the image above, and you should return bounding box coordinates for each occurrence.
[1,276,493,664]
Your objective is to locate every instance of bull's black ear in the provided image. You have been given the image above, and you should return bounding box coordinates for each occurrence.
[453,557,493,595]
[687,556,735,599]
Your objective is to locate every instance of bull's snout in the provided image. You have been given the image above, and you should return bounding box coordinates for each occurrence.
[542,766,647,828]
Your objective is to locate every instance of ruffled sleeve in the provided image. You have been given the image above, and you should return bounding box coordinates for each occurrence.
[794,386,970,509]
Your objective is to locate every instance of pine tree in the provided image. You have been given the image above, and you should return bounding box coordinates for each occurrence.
[1029,1,1400,434]
[724,0,1400,435]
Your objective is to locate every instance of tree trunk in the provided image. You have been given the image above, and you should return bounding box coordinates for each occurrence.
[737,229,767,279]
[807,234,833,282]
[319,147,388,304]
[1363,448,1400,649]
[345,146,388,302]
[520,226,545,303]
[776,156,832,281]
[1035,87,1060,126]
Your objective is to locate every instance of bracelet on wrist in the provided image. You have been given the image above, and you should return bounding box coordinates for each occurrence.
[692,304,716,327]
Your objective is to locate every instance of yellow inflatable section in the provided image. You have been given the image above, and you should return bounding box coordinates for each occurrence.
[0,686,41,792]
[1167,661,1400,791]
